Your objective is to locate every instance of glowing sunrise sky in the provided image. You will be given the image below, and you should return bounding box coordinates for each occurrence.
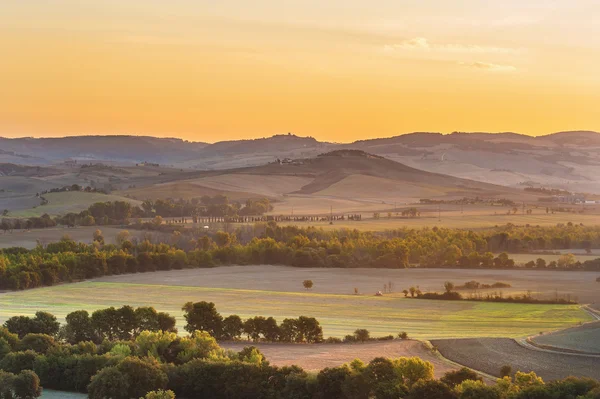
[1,1,599,142]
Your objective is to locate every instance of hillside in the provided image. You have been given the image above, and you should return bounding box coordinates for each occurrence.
[2,131,600,195]
[0,136,208,164]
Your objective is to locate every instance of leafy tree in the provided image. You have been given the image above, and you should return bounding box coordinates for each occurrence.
[441,367,481,388]
[157,312,177,334]
[315,365,352,399]
[456,380,501,399]
[302,280,314,290]
[297,316,323,343]
[88,366,130,399]
[407,379,456,399]
[0,338,11,360]
[18,334,56,354]
[0,350,37,374]
[395,357,434,388]
[65,310,95,343]
[144,390,176,399]
[13,369,42,399]
[182,302,223,338]
[222,315,243,340]
[354,329,370,343]
[0,327,19,349]
[116,357,168,399]
[93,229,105,245]
[4,312,59,339]
[500,365,512,378]
[444,281,455,293]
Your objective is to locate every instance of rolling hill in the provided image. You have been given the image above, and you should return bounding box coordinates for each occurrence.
[2,131,600,196]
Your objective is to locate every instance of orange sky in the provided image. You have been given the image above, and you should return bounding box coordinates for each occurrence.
[1,1,599,142]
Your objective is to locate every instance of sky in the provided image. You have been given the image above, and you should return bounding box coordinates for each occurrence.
[1,0,599,143]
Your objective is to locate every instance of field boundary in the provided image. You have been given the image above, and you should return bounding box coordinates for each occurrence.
[424,340,498,383]
[515,338,600,358]
[516,305,600,356]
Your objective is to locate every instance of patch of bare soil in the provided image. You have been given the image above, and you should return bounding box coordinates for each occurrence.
[532,321,600,354]
[432,338,600,381]
[221,340,457,378]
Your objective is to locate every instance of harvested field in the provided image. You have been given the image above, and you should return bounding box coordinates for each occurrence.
[432,338,600,381]
[221,340,457,378]
[277,212,600,230]
[509,253,599,265]
[0,280,590,340]
[0,226,143,249]
[532,321,600,354]
[94,265,600,304]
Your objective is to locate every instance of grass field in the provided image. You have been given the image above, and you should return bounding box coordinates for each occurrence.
[508,253,599,264]
[10,191,141,218]
[277,212,600,230]
[0,226,145,249]
[0,280,591,339]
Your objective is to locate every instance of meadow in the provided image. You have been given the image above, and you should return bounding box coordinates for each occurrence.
[277,211,600,231]
[9,191,141,218]
[0,279,591,340]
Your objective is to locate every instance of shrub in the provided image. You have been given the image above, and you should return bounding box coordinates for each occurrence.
[441,367,482,388]
[398,331,409,340]
[408,379,456,399]
[500,365,512,378]
[325,337,342,344]
[18,334,56,354]
[354,329,370,343]
[343,335,357,343]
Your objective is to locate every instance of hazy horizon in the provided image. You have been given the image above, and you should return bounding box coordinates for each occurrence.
[1,129,599,145]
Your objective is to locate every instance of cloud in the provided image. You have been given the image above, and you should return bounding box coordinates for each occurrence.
[383,37,519,55]
[459,62,517,72]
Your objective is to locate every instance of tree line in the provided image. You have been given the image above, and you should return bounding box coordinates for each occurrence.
[0,195,274,230]
[2,223,600,291]
[1,313,599,398]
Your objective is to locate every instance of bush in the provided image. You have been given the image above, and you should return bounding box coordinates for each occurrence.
[144,390,176,399]
[0,350,37,374]
[408,379,457,399]
[18,334,56,354]
[500,365,512,378]
[441,367,482,388]
[398,331,409,340]
[354,329,370,343]
[324,337,342,344]
[343,335,356,343]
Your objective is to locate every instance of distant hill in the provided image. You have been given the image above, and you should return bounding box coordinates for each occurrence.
[0,135,208,164]
[115,149,529,207]
[2,131,600,193]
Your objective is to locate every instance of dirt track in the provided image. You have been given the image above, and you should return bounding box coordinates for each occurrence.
[221,340,457,378]
[432,338,600,381]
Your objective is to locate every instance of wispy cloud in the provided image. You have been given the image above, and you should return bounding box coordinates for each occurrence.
[459,61,517,72]
[383,37,519,55]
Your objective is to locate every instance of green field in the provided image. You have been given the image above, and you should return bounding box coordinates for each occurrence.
[277,212,600,231]
[10,191,141,218]
[0,282,591,339]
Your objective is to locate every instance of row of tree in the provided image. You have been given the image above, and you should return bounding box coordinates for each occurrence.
[182,301,324,343]
[1,324,599,399]
[2,226,600,291]
[0,195,274,230]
